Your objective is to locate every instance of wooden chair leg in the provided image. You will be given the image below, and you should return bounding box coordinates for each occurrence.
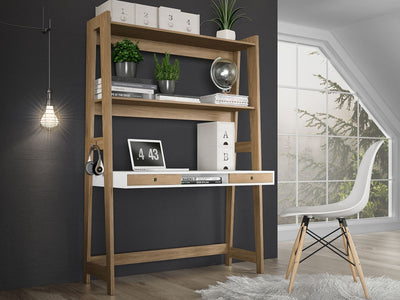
[285,221,303,279]
[339,221,357,282]
[344,224,370,299]
[288,217,309,294]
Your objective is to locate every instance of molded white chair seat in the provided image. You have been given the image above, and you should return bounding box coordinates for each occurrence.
[281,141,384,299]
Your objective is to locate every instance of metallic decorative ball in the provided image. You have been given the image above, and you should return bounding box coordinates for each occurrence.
[210,57,238,93]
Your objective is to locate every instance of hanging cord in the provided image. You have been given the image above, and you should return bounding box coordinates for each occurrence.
[48,19,51,90]
[1,7,52,105]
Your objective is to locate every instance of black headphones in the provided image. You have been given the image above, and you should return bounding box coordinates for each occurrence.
[85,145,104,175]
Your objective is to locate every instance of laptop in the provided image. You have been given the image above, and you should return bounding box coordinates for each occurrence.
[127,139,189,172]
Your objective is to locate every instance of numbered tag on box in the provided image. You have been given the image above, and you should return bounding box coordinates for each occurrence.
[95,0,135,25]
[158,6,181,30]
[135,3,158,28]
[178,12,200,34]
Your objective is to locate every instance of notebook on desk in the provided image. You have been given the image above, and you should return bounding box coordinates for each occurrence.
[127,139,189,172]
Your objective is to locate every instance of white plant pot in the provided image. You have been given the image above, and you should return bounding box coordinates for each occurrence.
[216,29,236,40]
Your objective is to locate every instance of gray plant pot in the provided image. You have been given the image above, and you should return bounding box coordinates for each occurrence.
[115,62,137,77]
[158,80,176,94]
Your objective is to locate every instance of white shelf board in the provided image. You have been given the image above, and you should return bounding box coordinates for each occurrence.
[92,170,275,189]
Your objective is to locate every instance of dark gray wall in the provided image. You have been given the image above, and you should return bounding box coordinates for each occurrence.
[0,0,276,290]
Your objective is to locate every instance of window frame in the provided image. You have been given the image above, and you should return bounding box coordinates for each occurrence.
[277,35,393,229]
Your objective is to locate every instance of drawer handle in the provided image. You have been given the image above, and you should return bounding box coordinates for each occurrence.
[250,176,254,180]
[153,177,158,182]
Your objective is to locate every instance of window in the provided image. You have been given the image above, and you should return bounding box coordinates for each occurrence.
[278,41,391,225]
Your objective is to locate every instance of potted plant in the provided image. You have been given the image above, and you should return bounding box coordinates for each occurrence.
[153,52,180,94]
[205,0,251,40]
[112,39,144,77]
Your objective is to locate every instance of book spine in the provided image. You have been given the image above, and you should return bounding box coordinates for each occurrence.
[96,81,158,90]
[95,86,155,94]
[96,77,156,87]
[200,98,248,106]
[155,95,200,103]
[95,91,153,100]
[181,179,222,184]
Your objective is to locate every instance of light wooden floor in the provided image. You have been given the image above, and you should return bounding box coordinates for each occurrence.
[1,230,399,299]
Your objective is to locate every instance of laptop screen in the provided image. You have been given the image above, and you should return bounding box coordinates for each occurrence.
[128,139,166,170]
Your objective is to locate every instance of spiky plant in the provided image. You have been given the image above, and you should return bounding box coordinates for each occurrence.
[153,52,180,81]
[206,0,251,30]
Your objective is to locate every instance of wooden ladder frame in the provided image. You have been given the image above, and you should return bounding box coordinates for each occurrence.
[83,12,264,295]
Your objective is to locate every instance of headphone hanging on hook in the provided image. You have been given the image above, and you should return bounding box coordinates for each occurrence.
[85,145,104,175]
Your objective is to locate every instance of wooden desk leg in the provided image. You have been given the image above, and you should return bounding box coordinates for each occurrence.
[253,185,264,274]
[225,186,235,266]
[83,173,93,284]
[104,184,115,295]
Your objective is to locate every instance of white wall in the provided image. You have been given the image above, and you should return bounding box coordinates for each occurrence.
[332,11,400,119]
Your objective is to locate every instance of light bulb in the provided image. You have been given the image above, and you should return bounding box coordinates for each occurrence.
[40,104,59,129]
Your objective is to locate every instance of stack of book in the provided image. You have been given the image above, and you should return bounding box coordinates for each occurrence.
[199,93,249,106]
[95,76,157,100]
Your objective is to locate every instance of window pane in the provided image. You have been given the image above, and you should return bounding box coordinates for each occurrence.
[299,182,325,206]
[360,181,388,218]
[278,135,296,181]
[298,136,326,181]
[278,41,296,87]
[327,61,353,93]
[278,183,296,225]
[298,90,326,135]
[328,137,357,180]
[328,181,354,204]
[278,88,296,134]
[298,45,326,89]
[359,104,385,138]
[360,139,389,179]
[327,93,358,137]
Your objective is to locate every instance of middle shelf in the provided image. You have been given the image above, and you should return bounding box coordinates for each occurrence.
[94,97,255,121]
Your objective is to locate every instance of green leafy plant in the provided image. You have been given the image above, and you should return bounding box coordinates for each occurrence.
[112,39,143,63]
[205,0,251,30]
[153,52,180,81]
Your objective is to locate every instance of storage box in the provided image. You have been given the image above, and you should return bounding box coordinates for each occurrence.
[177,12,200,34]
[197,122,236,171]
[158,6,181,30]
[95,0,135,25]
[135,3,158,28]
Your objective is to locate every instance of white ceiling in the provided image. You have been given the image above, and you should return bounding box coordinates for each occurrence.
[278,0,400,30]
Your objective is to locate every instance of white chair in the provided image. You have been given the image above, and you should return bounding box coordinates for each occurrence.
[281,141,383,299]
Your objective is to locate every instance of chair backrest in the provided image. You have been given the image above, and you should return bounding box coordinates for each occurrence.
[340,141,384,216]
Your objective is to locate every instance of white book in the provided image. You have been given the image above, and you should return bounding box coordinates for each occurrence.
[95,91,154,100]
[155,94,200,103]
[95,85,154,94]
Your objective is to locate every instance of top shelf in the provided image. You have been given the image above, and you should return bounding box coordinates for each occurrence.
[110,21,256,52]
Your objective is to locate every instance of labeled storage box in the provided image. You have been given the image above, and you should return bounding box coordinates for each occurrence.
[158,6,181,30]
[135,3,158,28]
[177,12,200,34]
[95,0,135,25]
[197,122,235,171]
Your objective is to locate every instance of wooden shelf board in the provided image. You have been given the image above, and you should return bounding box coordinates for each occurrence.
[95,97,255,112]
[111,22,256,52]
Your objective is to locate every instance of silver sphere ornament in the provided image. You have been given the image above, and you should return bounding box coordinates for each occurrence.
[210,57,238,93]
